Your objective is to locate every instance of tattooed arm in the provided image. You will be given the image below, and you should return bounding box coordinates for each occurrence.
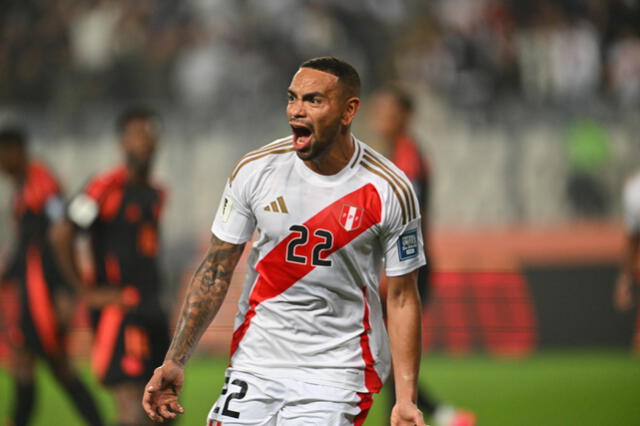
[167,234,245,365]
[143,234,245,422]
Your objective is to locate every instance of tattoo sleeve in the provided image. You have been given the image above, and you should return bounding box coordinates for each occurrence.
[166,234,245,366]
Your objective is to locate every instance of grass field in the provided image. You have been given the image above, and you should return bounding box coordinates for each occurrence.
[1,350,638,426]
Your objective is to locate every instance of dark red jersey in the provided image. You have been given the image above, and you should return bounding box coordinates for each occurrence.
[67,166,169,385]
[11,161,64,258]
[390,135,430,214]
[68,166,166,304]
[5,161,69,356]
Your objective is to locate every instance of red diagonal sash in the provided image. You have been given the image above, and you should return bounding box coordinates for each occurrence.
[229,183,382,358]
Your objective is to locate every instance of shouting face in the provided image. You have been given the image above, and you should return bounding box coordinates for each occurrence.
[287,67,350,163]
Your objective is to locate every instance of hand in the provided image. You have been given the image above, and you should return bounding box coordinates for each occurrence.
[614,274,634,312]
[54,291,75,331]
[142,360,185,422]
[81,287,123,308]
[82,286,139,309]
[391,401,426,426]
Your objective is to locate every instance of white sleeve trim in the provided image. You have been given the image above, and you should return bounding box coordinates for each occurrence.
[385,259,426,277]
[211,227,252,245]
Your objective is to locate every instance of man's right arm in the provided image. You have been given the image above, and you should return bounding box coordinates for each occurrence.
[143,233,245,422]
[166,233,245,366]
[616,181,640,312]
[50,220,123,307]
[615,233,639,311]
[50,220,84,290]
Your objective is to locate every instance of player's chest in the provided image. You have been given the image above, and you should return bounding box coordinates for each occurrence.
[103,185,160,227]
[251,176,383,253]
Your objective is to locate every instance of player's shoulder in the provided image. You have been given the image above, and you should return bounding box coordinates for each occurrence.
[358,141,413,192]
[625,172,640,190]
[394,135,427,180]
[229,136,295,184]
[21,160,61,211]
[84,165,128,200]
[28,160,61,192]
[357,141,418,224]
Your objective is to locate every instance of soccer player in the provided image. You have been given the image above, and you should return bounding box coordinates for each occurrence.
[614,171,640,352]
[371,86,476,426]
[143,57,426,425]
[51,107,170,426]
[0,126,104,426]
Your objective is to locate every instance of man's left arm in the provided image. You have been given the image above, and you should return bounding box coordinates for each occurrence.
[386,269,426,426]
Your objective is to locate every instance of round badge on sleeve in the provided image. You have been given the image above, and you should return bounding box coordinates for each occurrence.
[68,193,99,228]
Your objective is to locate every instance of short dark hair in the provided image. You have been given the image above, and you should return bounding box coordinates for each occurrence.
[300,56,361,98]
[0,125,27,148]
[116,105,159,135]
[379,84,414,113]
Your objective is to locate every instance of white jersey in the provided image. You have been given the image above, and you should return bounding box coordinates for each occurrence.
[211,135,426,393]
[623,172,640,234]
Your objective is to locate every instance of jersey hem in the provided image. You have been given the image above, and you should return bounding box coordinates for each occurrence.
[228,366,383,393]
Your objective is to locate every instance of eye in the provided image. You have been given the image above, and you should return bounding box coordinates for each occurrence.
[310,97,321,104]
[287,93,295,102]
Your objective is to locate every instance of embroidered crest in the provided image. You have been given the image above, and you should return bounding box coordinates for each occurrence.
[339,204,364,231]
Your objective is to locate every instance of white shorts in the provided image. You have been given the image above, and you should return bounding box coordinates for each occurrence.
[206,369,373,426]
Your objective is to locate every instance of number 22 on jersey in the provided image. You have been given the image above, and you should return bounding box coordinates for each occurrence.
[285,225,333,267]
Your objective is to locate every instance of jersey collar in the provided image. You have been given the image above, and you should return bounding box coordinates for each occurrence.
[294,136,364,187]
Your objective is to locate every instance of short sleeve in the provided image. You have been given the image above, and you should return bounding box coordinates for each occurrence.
[380,187,426,276]
[67,168,128,230]
[211,178,256,244]
[67,191,99,230]
[623,178,640,234]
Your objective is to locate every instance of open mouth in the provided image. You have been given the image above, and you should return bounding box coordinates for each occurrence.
[290,123,313,150]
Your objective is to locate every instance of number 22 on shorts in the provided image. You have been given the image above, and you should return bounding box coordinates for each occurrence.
[212,375,249,420]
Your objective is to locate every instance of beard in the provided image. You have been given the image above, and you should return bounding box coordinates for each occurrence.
[295,119,343,162]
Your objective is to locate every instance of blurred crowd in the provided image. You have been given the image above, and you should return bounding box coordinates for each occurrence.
[1,0,640,115]
[0,0,639,230]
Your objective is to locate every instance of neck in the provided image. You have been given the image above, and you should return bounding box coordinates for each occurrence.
[126,162,149,185]
[388,130,407,146]
[304,131,354,175]
[13,159,29,183]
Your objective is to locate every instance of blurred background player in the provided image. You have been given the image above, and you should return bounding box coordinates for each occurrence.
[0,126,104,426]
[371,86,476,426]
[614,171,640,353]
[51,107,171,426]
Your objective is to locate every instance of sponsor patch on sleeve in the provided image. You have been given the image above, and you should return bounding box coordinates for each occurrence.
[68,193,99,229]
[219,195,233,223]
[397,229,419,261]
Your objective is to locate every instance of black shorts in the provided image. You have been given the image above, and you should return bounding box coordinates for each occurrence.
[90,305,170,386]
[17,297,65,359]
[14,246,69,359]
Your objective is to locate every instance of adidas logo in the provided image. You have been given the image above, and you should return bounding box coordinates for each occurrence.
[264,196,288,213]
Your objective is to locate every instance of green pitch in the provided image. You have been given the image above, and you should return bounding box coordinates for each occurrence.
[0,351,638,426]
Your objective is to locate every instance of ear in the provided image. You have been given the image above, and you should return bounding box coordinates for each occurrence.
[341,97,361,127]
